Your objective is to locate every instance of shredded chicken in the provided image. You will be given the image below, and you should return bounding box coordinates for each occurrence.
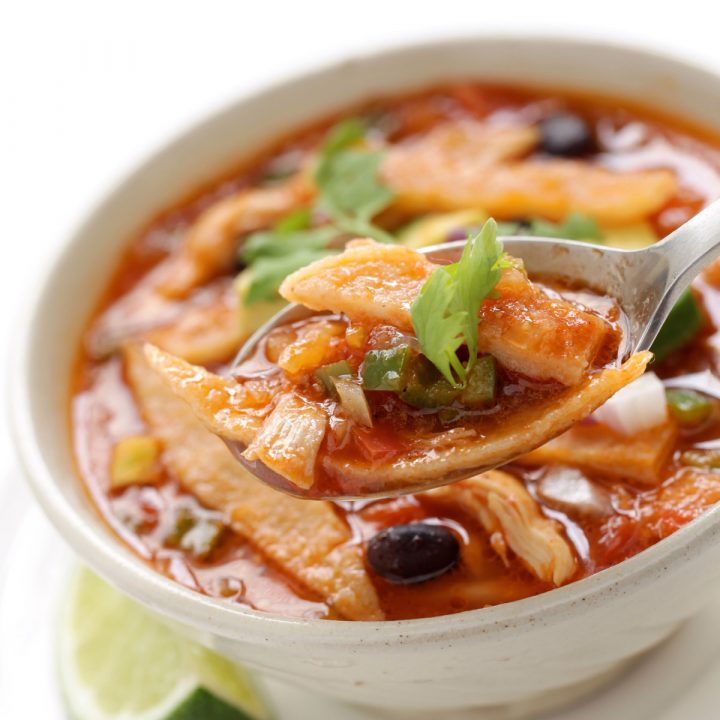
[429,470,577,585]
[244,394,328,489]
[154,174,314,299]
[519,420,678,485]
[126,344,383,620]
[383,121,677,224]
[280,239,610,385]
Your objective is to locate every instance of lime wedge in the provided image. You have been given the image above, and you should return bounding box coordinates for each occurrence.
[59,567,272,720]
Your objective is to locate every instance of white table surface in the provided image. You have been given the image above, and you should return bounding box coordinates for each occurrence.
[3,2,720,717]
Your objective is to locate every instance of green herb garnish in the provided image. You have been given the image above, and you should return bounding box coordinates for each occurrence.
[244,248,337,305]
[238,119,395,305]
[410,219,511,386]
[314,119,395,243]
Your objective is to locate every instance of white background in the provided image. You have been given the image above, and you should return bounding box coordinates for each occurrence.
[2,2,720,717]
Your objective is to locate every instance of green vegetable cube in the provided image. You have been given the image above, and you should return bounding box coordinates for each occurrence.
[361,346,413,391]
[460,356,497,408]
[650,289,704,363]
[315,360,353,396]
[666,388,713,425]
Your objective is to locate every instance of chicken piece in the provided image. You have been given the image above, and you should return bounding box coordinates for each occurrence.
[144,283,244,364]
[244,394,328,489]
[519,420,678,485]
[280,239,610,385]
[383,121,677,224]
[125,344,383,620]
[155,174,314,299]
[429,470,577,585]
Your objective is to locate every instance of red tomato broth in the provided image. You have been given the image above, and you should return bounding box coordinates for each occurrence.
[71,82,720,620]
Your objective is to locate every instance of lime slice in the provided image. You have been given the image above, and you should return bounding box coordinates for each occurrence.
[59,567,272,720]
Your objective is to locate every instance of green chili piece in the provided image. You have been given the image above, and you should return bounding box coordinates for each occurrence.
[361,346,414,392]
[650,289,704,363]
[315,360,353,396]
[459,355,497,408]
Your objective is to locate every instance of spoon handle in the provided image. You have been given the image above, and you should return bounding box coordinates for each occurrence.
[636,198,720,351]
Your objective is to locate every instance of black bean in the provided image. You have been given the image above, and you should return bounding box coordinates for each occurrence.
[538,112,596,157]
[367,523,460,584]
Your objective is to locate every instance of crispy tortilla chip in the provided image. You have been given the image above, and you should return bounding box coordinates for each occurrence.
[429,470,577,585]
[383,122,677,224]
[518,420,679,485]
[144,344,267,446]
[126,344,383,620]
[280,239,610,385]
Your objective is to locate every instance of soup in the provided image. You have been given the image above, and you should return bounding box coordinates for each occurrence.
[72,83,720,620]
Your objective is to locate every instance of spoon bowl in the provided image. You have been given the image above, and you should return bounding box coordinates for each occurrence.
[227,200,720,500]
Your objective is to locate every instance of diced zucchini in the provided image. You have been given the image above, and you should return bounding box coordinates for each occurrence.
[666,389,713,426]
[110,436,162,489]
[315,360,353,396]
[361,346,413,391]
[460,356,497,408]
[397,209,487,249]
[650,289,704,363]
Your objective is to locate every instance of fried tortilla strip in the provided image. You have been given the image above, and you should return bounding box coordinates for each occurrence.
[518,420,678,485]
[126,344,383,620]
[144,344,267,445]
[382,122,677,224]
[153,174,314,299]
[244,394,328,490]
[327,353,652,489]
[429,470,577,585]
[280,239,609,385]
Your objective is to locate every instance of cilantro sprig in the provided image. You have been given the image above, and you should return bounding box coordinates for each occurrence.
[239,119,395,304]
[410,220,511,387]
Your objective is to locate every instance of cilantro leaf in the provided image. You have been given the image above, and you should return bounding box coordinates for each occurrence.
[314,120,396,243]
[410,268,469,385]
[241,227,337,264]
[244,248,338,305]
[238,118,397,307]
[410,219,509,386]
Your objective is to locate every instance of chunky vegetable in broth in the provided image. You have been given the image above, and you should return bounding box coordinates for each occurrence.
[72,83,720,620]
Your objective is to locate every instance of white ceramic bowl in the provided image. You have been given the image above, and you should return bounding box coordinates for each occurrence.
[12,36,720,715]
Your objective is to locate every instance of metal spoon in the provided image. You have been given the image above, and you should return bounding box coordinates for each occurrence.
[228,199,720,500]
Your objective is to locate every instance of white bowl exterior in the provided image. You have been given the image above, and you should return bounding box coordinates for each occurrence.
[12,36,720,711]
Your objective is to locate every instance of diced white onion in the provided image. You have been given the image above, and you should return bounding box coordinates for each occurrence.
[333,379,374,427]
[592,372,667,436]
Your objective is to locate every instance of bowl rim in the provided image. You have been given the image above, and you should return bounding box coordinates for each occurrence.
[11,31,720,644]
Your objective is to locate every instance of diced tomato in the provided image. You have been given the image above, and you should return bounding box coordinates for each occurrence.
[352,426,406,464]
